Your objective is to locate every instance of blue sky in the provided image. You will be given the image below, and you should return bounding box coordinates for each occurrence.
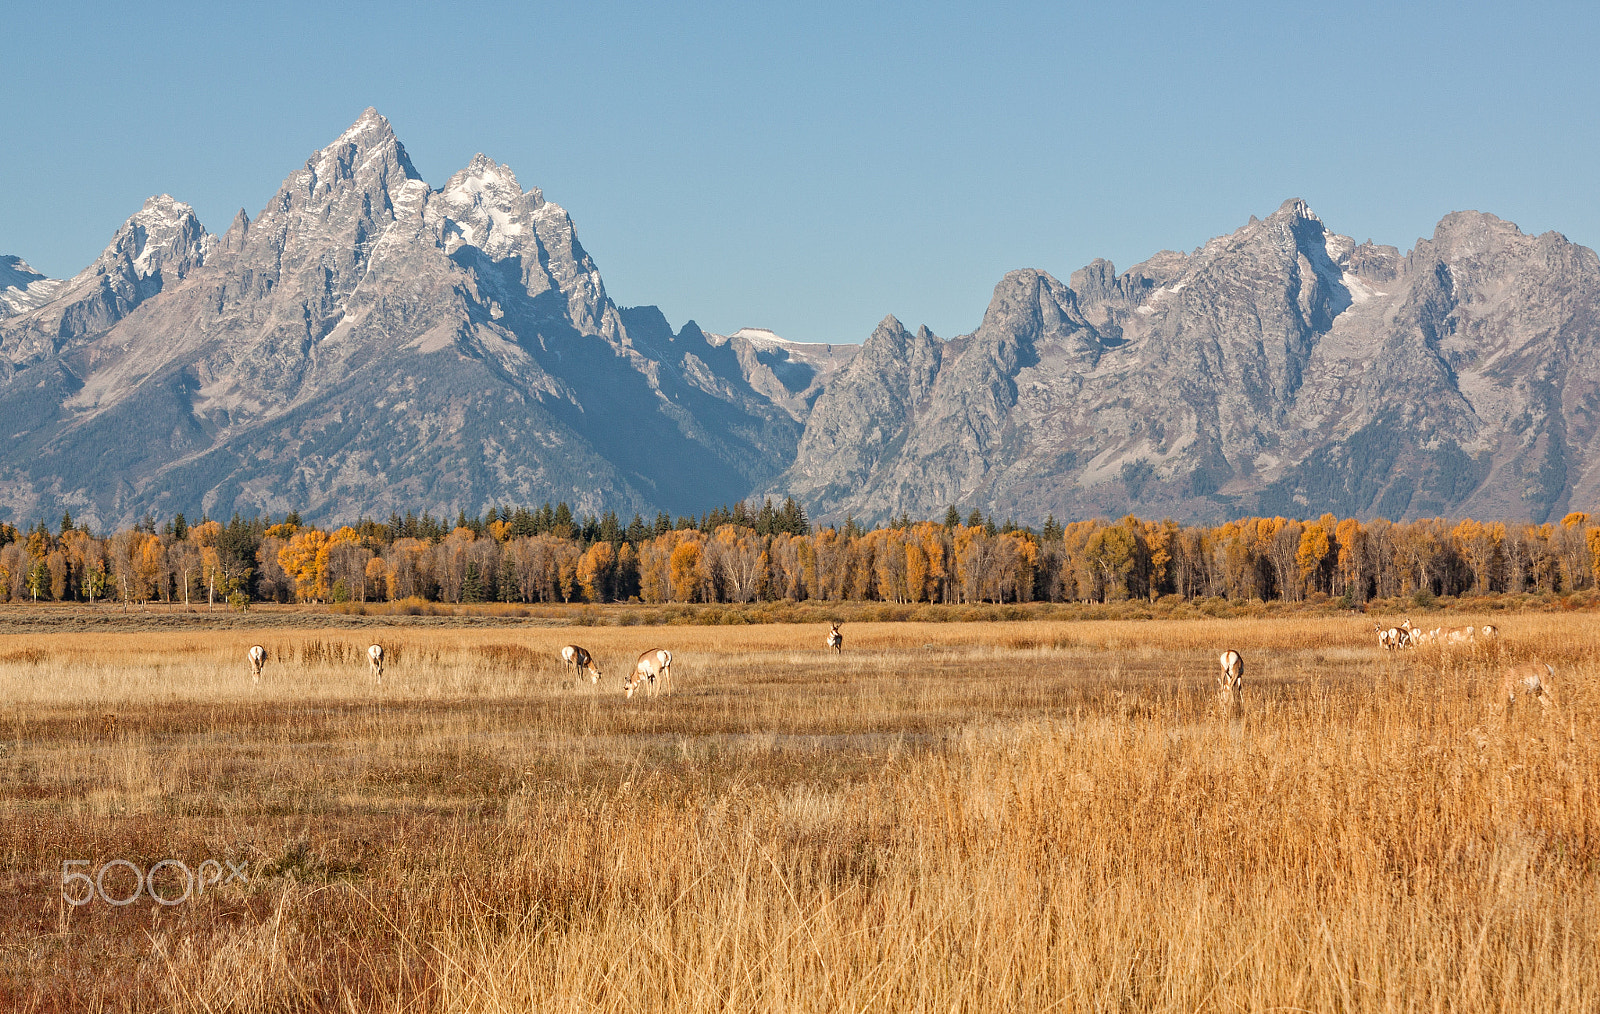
[3,2,1597,343]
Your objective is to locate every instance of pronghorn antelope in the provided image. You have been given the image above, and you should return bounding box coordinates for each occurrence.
[248,645,267,683]
[1217,649,1244,718]
[560,644,602,684]
[825,624,843,654]
[1479,624,1499,641]
[626,649,673,698]
[368,643,385,681]
[1439,625,1479,646]
[1500,661,1557,715]
[1375,623,1408,651]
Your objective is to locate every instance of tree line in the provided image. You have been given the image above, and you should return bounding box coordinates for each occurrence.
[3,503,1599,608]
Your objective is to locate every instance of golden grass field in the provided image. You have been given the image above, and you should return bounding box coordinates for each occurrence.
[2,612,1598,1012]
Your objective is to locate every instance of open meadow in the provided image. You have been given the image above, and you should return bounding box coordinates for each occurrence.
[2,612,1599,1011]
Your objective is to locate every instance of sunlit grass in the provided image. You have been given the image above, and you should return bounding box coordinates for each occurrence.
[1,614,1597,1010]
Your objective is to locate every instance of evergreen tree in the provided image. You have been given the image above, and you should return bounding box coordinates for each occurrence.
[944,505,961,530]
[755,497,778,536]
[462,561,484,603]
[171,512,188,541]
[1042,513,1063,542]
[779,496,810,536]
[843,514,862,539]
[285,510,302,529]
[967,509,984,528]
[498,556,518,601]
[456,509,470,532]
[626,513,649,544]
[553,502,574,538]
[510,507,536,538]
[984,514,998,537]
[654,512,672,536]
[600,510,622,546]
[60,510,73,536]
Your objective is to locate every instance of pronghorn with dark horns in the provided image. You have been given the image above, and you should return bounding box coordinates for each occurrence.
[826,623,843,654]
[561,644,603,685]
[248,645,267,684]
[627,649,673,698]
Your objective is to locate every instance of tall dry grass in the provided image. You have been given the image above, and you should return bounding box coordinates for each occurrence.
[2,614,1597,1011]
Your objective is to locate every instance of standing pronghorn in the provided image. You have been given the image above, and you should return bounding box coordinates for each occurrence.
[1500,662,1557,715]
[248,645,267,684]
[1374,624,1402,651]
[825,623,843,654]
[560,644,603,684]
[368,644,385,682]
[1217,649,1244,718]
[627,649,672,698]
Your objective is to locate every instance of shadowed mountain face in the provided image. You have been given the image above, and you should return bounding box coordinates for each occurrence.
[0,110,809,528]
[780,199,1600,524]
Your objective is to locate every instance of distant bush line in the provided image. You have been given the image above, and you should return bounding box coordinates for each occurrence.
[2,500,1598,610]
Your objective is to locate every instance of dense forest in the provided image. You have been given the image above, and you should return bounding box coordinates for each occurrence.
[3,499,1599,608]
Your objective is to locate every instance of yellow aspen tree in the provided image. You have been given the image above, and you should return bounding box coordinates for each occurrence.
[669,539,703,602]
[365,556,392,602]
[278,528,331,602]
[1296,520,1333,596]
[1587,526,1600,588]
[577,541,616,602]
[904,540,928,603]
[1335,517,1366,597]
[913,522,948,603]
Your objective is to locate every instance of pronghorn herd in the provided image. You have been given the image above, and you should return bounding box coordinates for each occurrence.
[1374,618,1499,651]
[243,639,678,699]
[237,618,1557,724]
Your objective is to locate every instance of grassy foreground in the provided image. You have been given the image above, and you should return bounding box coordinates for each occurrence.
[1,614,1597,1011]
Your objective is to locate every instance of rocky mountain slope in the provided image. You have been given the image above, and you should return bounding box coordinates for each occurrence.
[0,110,812,528]
[6,123,1595,530]
[781,199,1600,524]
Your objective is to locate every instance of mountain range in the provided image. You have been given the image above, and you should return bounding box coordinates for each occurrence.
[3,110,1596,528]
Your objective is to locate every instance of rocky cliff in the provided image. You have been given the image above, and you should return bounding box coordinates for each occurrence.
[0,110,809,528]
[781,199,1600,524]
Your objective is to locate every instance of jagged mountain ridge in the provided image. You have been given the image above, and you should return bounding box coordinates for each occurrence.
[780,199,1600,524]
[0,109,833,529]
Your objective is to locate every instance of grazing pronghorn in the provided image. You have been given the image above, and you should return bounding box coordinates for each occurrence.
[248,645,267,683]
[1480,624,1499,641]
[560,644,602,684]
[368,644,385,682]
[1500,661,1557,715]
[627,649,673,698]
[1217,649,1244,719]
[826,624,843,654]
[1440,625,1478,646]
